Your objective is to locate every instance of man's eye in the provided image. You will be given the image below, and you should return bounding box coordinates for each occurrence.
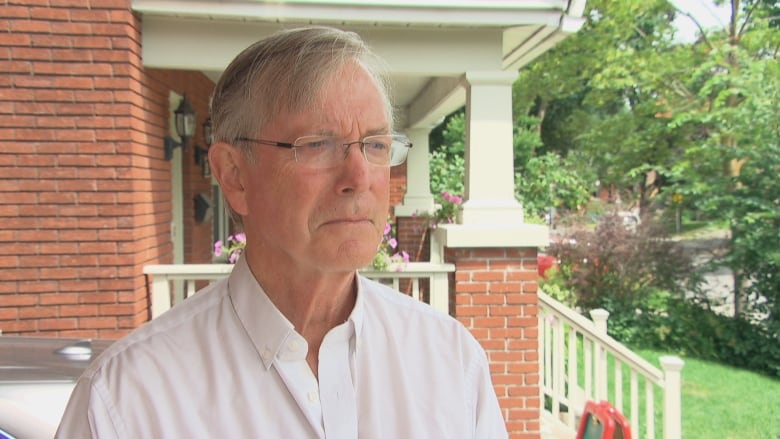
[366,141,389,151]
[301,138,332,149]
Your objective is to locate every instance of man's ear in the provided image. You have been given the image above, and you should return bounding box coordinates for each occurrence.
[208,142,250,216]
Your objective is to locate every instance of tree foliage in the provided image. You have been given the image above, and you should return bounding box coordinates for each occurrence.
[515,152,592,218]
[662,0,780,322]
[513,0,780,325]
[429,111,465,199]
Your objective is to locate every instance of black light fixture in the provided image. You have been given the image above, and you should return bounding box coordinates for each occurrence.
[194,117,213,178]
[164,94,197,160]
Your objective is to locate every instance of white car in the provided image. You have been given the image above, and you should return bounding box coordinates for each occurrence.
[0,336,112,439]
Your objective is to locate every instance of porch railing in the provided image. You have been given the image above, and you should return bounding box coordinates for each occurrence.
[142,262,455,319]
[538,290,684,439]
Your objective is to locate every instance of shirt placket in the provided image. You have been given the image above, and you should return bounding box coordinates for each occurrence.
[274,332,325,438]
[318,323,358,438]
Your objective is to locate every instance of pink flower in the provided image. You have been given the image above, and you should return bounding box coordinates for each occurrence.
[228,248,242,264]
[388,238,397,249]
[384,222,392,235]
[213,232,246,264]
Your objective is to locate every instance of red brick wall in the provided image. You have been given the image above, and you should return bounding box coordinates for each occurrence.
[0,1,214,338]
[447,247,541,439]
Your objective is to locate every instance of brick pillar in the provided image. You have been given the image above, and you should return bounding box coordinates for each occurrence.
[0,0,147,337]
[0,1,216,338]
[447,246,541,439]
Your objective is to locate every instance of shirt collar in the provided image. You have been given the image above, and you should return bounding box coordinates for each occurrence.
[227,256,294,370]
[226,257,367,368]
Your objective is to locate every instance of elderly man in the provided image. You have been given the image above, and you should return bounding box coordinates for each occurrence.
[57,27,507,438]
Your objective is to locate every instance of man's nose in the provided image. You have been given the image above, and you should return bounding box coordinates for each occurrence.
[338,141,371,193]
[341,140,367,164]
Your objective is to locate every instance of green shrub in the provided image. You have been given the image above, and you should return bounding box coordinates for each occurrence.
[548,213,697,313]
[628,297,780,378]
[539,266,578,308]
[548,213,780,378]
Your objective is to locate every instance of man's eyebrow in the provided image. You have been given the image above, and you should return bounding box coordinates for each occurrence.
[307,127,391,137]
[364,127,391,136]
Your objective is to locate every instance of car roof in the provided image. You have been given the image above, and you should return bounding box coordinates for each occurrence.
[0,336,113,383]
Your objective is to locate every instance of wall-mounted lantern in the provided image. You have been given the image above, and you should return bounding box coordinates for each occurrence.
[164,94,197,160]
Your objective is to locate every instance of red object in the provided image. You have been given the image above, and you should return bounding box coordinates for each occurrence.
[537,254,557,278]
[575,400,632,439]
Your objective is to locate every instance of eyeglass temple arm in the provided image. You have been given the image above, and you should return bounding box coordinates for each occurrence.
[235,137,295,149]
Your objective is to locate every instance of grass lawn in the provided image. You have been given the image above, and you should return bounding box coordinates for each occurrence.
[637,349,780,439]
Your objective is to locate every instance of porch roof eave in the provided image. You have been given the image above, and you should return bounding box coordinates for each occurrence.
[133,0,587,130]
[131,0,585,30]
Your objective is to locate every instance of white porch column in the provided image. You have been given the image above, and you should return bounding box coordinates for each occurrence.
[394,127,435,217]
[459,70,524,225]
[434,70,548,249]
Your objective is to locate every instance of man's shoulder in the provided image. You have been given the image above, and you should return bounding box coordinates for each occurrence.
[83,280,231,380]
[357,275,474,339]
[357,275,489,372]
[359,275,444,316]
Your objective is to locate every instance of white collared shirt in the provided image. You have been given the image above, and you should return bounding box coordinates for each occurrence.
[56,257,507,438]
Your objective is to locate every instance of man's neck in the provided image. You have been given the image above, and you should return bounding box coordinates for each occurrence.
[245,254,358,377]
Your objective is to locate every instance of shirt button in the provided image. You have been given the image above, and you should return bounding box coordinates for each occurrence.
[288,340,300,351]
[308,391,319,402]
[261,349,273,361]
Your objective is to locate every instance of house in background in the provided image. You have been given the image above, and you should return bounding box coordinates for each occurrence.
[1,1,587,436]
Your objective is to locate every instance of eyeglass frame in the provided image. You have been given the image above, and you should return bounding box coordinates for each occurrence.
[234,134,413,168]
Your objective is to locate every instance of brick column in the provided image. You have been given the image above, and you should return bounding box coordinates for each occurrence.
[447,246,540,438]
[0,1,215,337]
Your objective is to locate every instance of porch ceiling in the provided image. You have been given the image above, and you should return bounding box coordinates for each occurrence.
[134,0,586,130]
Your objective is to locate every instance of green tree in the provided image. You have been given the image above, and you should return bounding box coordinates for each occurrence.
[665,0,780,321]
[515,0,780,326]
[429,111,465,198]
[515,152,592,219]
[514,0,691,209]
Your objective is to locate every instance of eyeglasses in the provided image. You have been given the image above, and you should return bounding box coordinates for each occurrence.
[235,134,413,168]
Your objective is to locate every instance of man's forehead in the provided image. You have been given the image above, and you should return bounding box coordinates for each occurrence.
[266,85,389,137]
[268,110,389,138]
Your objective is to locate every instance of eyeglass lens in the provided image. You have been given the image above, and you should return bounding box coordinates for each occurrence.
[293,135,409,167]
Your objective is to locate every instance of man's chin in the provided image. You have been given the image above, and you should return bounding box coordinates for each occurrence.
[329,243,377,271]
